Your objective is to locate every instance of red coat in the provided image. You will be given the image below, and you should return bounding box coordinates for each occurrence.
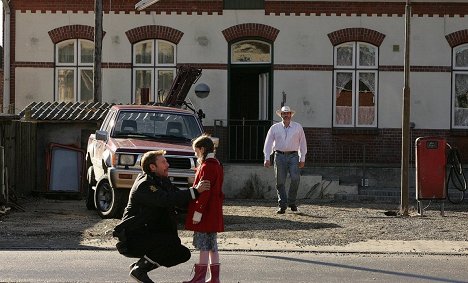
[184,157,224,232]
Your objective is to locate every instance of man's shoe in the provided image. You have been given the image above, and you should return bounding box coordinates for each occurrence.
[276,208,286,214]
[289,205,298,212]
[130,256,158,283]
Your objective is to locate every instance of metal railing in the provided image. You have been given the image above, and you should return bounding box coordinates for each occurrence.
[213,119,273,163]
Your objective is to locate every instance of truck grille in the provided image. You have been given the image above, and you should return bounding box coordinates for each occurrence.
[165,156,194,169]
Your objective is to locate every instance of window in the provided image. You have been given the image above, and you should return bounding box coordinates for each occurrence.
[133,40,176,104]
[231,40,271,64]
[55,39,94,103]
[333,42,378,127]
[452,44,468,128]
[224,0,264,10]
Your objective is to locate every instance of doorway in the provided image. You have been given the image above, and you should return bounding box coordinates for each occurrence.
[228,66,272,162]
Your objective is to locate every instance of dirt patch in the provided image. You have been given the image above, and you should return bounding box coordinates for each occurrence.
[1,197,468,250]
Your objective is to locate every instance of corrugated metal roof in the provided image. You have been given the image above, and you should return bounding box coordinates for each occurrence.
[19,101,114,121]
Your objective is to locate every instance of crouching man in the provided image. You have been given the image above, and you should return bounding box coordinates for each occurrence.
[113,150,210,283]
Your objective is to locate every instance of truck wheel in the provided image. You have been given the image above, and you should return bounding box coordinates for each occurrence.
[95,181,126,219]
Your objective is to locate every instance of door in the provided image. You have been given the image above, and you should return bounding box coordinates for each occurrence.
[228,66,272,162]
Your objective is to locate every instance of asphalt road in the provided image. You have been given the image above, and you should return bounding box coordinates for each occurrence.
[1,250,467,283]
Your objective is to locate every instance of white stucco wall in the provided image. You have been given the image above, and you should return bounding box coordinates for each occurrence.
[15,68,54,111]
[11,8,468,131]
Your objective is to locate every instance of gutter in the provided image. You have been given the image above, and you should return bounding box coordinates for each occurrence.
[2,0,10,113]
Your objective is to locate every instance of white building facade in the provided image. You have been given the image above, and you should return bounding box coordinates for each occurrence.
[3,0,468,165]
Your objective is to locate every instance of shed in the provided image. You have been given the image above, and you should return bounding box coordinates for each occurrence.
[9,101,112,197]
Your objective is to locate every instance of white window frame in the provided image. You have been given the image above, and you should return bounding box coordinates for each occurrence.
[452,44,468,129]
[132,39,177,103]
[55,39,94,102]
[452,71,468,129]
[333,42,378,128]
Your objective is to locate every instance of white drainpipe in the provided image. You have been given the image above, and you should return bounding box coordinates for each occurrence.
[2,0,10,113]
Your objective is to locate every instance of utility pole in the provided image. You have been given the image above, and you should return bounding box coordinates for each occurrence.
[400,0,411,216]
[93,0,103,103]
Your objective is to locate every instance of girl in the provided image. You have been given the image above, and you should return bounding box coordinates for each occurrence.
[184,134,224,283]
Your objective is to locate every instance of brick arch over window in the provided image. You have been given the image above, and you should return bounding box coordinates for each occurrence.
[222,23,279,42]
[328,28,385,47]
[446,30,468,47]
[48,25,100,44]
[125,26,184,44]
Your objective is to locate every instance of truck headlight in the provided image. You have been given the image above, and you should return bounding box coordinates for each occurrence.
[119,154,136,166]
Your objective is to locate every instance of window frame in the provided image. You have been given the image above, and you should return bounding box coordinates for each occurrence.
[54,39,94,102]
[451,44,468,129]
[132,39,177,104]
[333,42,379,128]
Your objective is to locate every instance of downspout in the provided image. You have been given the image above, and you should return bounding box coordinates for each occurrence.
[2,0,10,113]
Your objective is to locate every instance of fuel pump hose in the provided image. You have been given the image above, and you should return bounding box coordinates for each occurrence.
[446,144,467,204]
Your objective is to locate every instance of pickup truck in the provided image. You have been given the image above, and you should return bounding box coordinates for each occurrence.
[85,65,206,218]
[85,104,204,218]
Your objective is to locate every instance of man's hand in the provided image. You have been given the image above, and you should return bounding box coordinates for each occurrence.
[195,180,210,193]
[264,160,271,168]
[299,161,305,168]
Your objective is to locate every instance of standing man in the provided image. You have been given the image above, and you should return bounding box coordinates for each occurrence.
[113,150,210,283]
[263,106,307,214]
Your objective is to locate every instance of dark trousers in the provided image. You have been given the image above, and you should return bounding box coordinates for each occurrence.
[126,231,191,267]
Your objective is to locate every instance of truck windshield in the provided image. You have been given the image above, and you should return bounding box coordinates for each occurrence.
[112,110,202,140]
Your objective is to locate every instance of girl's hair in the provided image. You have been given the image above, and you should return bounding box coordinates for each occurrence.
[141,150,166,174]
[192,134,214,163]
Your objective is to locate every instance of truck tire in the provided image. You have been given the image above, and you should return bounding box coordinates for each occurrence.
[95,181,126,219]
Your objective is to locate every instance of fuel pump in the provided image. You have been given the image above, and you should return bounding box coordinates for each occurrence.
[415,137,467,216]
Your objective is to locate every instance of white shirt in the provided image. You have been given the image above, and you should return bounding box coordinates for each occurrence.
[263,121,307,162]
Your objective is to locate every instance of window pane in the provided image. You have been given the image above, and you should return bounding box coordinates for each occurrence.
[454,73,468,127]
[157,41,175,65]
[135,41,153,64]
[58,41,75,64]
[80,40,94,64]
[336,43,353,67]
[359,43,376,67]
[358,72,376,126]
[80,69,94,102]
[455,46,468,68]
[57,69,75,102]
[135,69,152,104]
[232,40,271,63]
[335,72,353,125]
[157,69,175,103]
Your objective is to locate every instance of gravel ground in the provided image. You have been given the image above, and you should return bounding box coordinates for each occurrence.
[1,197,468,249]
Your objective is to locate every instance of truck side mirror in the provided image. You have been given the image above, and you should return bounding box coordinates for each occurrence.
[95,130,108,141]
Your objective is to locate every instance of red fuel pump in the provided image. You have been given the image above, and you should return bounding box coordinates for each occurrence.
[415,137,447,201]
[415,137,467,216]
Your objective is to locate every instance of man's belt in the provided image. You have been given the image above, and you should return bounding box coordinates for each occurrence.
[275,150,297,155]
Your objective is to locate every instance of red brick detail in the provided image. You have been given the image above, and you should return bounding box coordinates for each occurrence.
[12,0,222,15]
[328,28,385,47]
[48,25,100,44]
[380,66,451,72]
[445,30,468,48]
[125,26,183,44]
[10,1,468,17]
[274,64,333,71]
[222,23,279,42]
[266,2,468,17]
